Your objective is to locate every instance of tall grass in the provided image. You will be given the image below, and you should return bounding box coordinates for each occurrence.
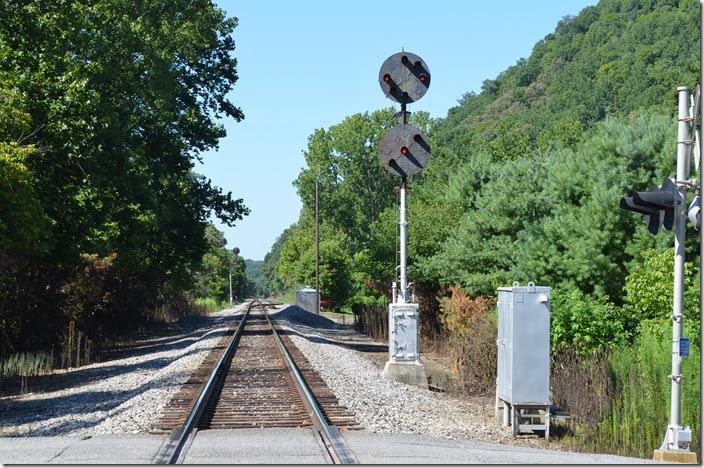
[0,351,54,378]
[0,351,54,393]
[273,292,295,304]
[192,297,223,313]
[572,323,700,460]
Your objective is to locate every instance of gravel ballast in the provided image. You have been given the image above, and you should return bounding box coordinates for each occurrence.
[0,303,248,437]
[2,302,543,449]
[281,308,549,449]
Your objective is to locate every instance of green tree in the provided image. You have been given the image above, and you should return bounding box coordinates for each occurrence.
[193,224,247,302]
[514,115,675,301]
[294,109,432,250]
[0,0,249,359]
[278,218,353,307]
[260,225,296,297]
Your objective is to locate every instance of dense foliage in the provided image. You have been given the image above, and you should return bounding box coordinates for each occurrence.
[0,1,248,365]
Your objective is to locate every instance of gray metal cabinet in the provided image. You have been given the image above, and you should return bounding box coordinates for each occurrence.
[496,282,551,439]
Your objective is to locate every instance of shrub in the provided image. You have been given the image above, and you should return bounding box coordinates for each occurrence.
[0,351,54,393]
[623,249,700,344]
[438,285,494,336]
[437,286,497,394]
[550,288,628,354]
[446,312,498,395]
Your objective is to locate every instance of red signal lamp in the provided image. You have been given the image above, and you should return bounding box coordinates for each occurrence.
[383,73,392,83]
[419,74,427,83]
[400,146,409,155]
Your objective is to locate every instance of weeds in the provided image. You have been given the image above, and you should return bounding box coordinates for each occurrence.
[192,297,223,314]
[0,351,54,393]
[569,323,700,460]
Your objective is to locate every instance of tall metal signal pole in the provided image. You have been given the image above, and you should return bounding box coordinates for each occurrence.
[377,51,431,388]
[700,0,704,360]
[315,175,320,314]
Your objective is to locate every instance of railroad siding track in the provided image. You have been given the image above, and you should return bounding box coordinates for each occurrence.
[152,300,359,463]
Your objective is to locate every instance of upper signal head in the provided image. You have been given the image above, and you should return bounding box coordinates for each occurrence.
[378,51,431,104]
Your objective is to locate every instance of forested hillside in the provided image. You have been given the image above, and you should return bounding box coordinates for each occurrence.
[0,1,248,370]
[261,0,701,458]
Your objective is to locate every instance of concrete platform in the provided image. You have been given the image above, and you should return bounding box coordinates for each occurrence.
[0,429,662,464]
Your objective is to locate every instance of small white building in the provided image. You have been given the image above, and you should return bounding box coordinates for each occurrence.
[295,288,318,314]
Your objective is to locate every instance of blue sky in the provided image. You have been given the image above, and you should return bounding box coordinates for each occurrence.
[200,0,598,261]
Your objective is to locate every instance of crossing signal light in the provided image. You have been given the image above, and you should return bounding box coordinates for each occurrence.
[419,73,428,83]
[401,146,409,155]
[619,178,680,235]
[383,73,392,82]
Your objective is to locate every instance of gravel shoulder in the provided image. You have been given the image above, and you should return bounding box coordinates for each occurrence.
[275,305,556,451]
[0,303,248,437]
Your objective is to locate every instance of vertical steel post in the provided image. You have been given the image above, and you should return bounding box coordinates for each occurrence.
[315,176,320,314]
[398,102,409,304]
[700,0,704,366]
[229,266,233,307]
[399,177,408,303]
[662,87,690,451]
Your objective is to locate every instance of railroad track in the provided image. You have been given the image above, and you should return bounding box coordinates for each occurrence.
[152,300,359,464]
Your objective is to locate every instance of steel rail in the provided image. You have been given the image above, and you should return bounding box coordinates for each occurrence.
[155,300,254,464]
[263,309,359,464]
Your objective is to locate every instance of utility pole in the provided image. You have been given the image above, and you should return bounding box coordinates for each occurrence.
[229,247,239,308]
[315,175,320,314]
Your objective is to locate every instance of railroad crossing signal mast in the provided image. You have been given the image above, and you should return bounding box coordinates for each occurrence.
[620,86,699,463]
[377,52,430,387]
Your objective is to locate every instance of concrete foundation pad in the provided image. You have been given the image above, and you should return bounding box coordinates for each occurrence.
[382,360,428,389]
[653,449,698,464]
